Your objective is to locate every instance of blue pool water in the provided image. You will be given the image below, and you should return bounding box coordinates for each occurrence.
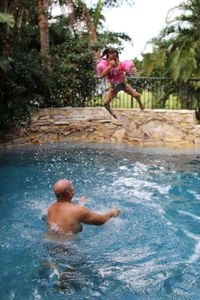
[1,143,200,300]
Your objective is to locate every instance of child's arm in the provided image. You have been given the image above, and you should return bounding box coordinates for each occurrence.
[100,65,112,78]
[130,65,137,75]
[101,60,116,78]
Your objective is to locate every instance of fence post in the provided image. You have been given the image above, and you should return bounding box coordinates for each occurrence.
[131,96,134,108]
[180,81,189,109]
[185,80,189,109]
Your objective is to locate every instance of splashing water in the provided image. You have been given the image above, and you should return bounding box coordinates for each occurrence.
[1,143,200,299]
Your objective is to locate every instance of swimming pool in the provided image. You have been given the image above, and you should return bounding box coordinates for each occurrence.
[1,143,200,300]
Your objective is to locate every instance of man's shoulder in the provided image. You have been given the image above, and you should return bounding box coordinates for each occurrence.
[73,204,87,211]
[48,202,88,214]
[72,204,90,217]
[48,202,57,209]
[48,201,68,212]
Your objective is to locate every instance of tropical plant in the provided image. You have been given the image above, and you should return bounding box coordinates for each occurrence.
[142,0,200,108]
[0,12,15,27]
[0,0,134,131]
[143,0,200,80]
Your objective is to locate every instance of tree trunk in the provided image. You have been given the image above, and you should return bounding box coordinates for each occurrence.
[65,0,100,63]
[38,0,51,68]
[82,2,100,62]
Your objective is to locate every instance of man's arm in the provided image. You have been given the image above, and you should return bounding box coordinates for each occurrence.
[78,206,120,226]
[78,195,87,203]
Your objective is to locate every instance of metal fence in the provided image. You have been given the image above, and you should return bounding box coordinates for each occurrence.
[83,77,200,112]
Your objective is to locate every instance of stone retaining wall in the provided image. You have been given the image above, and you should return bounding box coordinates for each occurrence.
[1,107,200,149]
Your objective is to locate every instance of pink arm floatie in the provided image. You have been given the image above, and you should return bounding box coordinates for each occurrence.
[121,60,135,74]
[96,60,109,77]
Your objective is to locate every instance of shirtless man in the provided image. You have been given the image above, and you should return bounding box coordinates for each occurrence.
[47,179,121,235]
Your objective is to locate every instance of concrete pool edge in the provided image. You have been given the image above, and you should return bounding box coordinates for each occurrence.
[1,107,200,150]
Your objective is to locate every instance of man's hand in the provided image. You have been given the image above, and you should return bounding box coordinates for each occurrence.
[78,195,88,202]
[110,209,121,217]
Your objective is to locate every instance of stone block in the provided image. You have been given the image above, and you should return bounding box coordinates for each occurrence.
[1,107,199,149]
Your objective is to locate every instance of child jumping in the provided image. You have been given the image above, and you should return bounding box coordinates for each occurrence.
[97,48,144,119]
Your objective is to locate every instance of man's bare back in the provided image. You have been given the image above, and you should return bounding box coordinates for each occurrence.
[47,179,120,235]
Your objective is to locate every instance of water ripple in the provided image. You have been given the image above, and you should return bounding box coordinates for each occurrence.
[1,143,200,299]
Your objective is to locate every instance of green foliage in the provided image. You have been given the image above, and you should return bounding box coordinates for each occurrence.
[50,18,97,105]
[92,1,105,29]
[0,0,134,131]
[104,0,134,7]
[0,56,12,73]
[0,12,15,27]
[142,48,167,77]
[49,14,132,106]
[168,43,197,81]
[0,52,63,131]
[143,0,200,80]
[141,0,200,108]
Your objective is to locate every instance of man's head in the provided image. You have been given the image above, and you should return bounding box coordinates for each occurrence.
[54,179,74,202]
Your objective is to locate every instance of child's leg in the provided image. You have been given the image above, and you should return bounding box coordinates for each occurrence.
[103,88,118,118]
[124,83,144,110]
[103,87,117,105]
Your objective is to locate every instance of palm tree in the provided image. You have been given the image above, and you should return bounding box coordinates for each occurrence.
[58,0,134,62]
[60,0,100,62]
[38,0,51,68]
[143,0,200,82]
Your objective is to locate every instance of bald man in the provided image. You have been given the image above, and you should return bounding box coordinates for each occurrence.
[47,179,121,235]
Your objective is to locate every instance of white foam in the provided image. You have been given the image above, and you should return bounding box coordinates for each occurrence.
[179,210,200,222]
[183,229,200,263]
[189,241,200,263]
[119,166,129,170]
[49,223,61,232]
[113,176,170,193]
[29,199,49,220]
[188,190,200,201]
[109,176,170,219]
[33,289,42,300]
[183,229,200,241]
[114,258,177,289]
[134,162,149,173]
[49,264,60,279]
[9,291,15,300]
